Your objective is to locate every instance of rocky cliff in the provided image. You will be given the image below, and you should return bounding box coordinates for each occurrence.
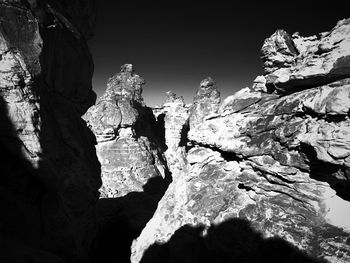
[131,18,350,263]
[3,3,349,262]
[0,1,100,262]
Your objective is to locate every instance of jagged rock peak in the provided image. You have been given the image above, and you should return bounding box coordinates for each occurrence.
[189,76,221,128]
[194,77,220,104]
[261,29,298,74]
[104,63,145,103]
[83,64,150,140]
[197,76,219,97]
[164,90,186,105]
[83,63,167,200]
[120,63,134,73]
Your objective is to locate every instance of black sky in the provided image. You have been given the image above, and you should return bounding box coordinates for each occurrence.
[89,2,349,106]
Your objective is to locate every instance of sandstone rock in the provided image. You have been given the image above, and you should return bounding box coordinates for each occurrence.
[0,1,101,262]
[189,77,221,129]
[263,18,350,93]
[84,65,166,198]
[131,19,350,263]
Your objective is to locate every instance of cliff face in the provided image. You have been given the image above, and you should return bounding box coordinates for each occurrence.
[131,18,350,263]
[0,1,100,262]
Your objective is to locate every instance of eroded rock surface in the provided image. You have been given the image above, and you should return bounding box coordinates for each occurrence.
[84,64,166,198]
[189,77,221,129]
[131,19,350,263]
[0,1,100,262]
[263,19,350,93]
[84,65,171,263]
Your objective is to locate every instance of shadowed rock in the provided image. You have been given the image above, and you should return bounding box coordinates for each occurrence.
[0,1,101,262]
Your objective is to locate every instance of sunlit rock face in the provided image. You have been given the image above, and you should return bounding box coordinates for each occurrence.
[0,1,101,262]
[131,19,350,263]
[84,65,166,198]
[262,19,350,93]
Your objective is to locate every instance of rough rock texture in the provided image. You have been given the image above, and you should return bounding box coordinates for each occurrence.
[131,19,350,263]
[189,77,221,129]
[83,66,172,263]
[0,1,100,262]
[262,19,350,93]
[84,64,166,198]
[131,91,191,262]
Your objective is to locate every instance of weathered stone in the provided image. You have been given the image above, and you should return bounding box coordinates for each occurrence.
[84,65,166,198]
[189,77,220,129]
[131,18,350,263]
[261,29,298,74]
[263,18,350,93]
[0,1,101,262]
[131,92,191,262]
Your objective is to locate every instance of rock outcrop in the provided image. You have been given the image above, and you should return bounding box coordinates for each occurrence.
[262,19,350,93]
[84,64,166,198]
[83,64,171,262]
[189,77,221,129]
[0,1,100,262]
[131,18,350,263]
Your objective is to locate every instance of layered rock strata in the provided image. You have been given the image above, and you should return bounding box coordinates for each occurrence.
[0,1,100,262]
[131,18,350,263]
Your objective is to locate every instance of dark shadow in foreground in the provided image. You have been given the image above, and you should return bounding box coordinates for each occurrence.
[90,173,172,263]
[140,218,326,263]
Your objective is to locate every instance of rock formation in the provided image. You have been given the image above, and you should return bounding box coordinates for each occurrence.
[131,18,350,263]
[3,3,349,262]
[0,1,100,262]
[84,65,171,262]
[189,77,221,129]
[262,19,350,92]
[84,64,166,198]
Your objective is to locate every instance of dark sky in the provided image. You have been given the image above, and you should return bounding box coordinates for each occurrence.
[89,2,349,106]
